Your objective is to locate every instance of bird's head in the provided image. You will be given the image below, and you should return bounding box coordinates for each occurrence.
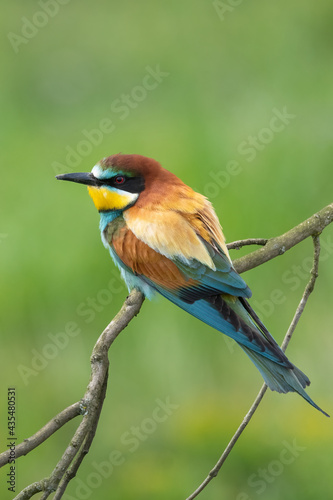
[56,154,162,212]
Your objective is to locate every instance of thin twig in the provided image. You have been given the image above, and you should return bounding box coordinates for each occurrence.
[186,385,268,500]
[185,235,322,499]
[281,235,320,352]
[233,203,333,273]
[227,238,268,250]
[0,402,82,467]
[12,482,45,500]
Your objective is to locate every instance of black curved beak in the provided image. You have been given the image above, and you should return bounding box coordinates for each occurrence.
[56,172,100,186]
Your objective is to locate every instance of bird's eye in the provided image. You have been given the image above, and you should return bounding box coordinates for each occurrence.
[114,175,125,185]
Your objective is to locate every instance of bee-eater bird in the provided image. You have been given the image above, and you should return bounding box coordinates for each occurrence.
[57,154,328,416]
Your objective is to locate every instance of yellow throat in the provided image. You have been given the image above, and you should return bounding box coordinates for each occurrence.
[87,186,138,211]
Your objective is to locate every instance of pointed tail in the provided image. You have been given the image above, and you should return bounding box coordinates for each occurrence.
[240,344,329,417]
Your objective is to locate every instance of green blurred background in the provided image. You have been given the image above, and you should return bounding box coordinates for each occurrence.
[1,1,333,498]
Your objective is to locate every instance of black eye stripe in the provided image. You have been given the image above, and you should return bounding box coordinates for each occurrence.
[100,175,145,194]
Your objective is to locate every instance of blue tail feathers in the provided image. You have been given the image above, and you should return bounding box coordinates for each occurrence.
[240,345,329,417]
[149,281,329,417]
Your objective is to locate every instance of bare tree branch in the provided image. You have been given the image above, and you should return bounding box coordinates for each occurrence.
[11,290,145,499]
[185,235,322,500]
[232,203,333,273]
[281,235,321,352]
[185,385,268,500]
[0,204,331,499]
[227,238,268,250]
[53,373,109,500]
[0,403,82,467]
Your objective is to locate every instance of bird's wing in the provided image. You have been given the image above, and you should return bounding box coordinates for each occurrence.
[109,219,290,365]
[115,201,252,298]
[109,203,297,364]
